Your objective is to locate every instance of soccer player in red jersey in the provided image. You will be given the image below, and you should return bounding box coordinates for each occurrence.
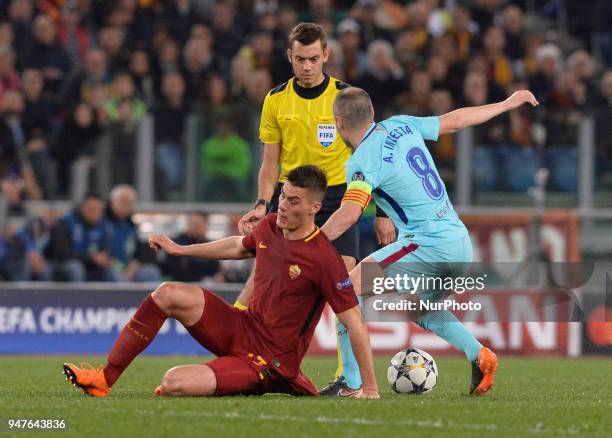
[63,165,379,399]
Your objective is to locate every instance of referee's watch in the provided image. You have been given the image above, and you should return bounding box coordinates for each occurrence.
[254,198,271,212]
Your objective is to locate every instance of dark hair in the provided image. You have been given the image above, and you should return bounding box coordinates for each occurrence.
[333,87,374,125]
[81,191,103,204]
[190,211,208,220]
[288,23,327,50]
[286,165,327,199]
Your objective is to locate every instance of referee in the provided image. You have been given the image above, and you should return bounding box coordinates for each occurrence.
[237,23,395,396]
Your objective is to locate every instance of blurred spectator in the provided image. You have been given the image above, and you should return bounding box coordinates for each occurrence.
[356,39,404,118]
[16,216,52,281]
[155,38,180,80]
[397,70,431,116]
[57,3,89,71]
[200,117,252,202]
[597,0,612,66]
[567,49,599,104]
[0,174,26,216]
[153,71,188,197]
[246,68,272,106]
[529,43,562,103]
[278,4,298,37]
[468,0,500,32]
[404,0,433,51]
[449,6,478,63]
[229,55,252,102]
[352,0,393,49]
[129,49,155,104]
[427,54,452,94]
[45,192,119,282]
[0,90,47,195]
[62,48,111,109]
[25,15,71,97]
[99,26,129,74]
[7,0,35,68]
[105,184,161,282]
[238,30,291,85]
[105,72,147,122]
[161,211,220,282]
[501,5,526,62]
[0,45,20,105]
[325,39,344,79]
[161,0,202,45]
[595,70,612,182]
[181,36,214,106]
[0,22,14,47]
[211,2,243,76]
[51,102,101,196]
[0,218,28,281]
[104,73,147,186]
[301,0,343,25]
[543,70,586,146]
[336,18,366,84]
[22,68,51,142]
[482,26,512,88]
[460,71,509,146]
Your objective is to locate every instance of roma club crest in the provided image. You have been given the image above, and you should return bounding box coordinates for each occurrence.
[317,124,336,147]
[288,264,302,280]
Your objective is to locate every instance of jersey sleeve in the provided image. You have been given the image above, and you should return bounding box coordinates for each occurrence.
[405,116,440,141]
[342,161,376,209]
[259,92,281,144]
[241,214,276,253]
[319,247,359,314]
[241,231,257,254]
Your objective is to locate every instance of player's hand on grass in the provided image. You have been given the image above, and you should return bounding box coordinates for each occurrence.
[238,207,266,235]
[374,217,396,245]
[351,388,380,399]
[149,234,183,256]
[504,90,539,110]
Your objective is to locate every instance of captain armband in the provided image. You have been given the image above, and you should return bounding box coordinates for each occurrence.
[342,180,372,210]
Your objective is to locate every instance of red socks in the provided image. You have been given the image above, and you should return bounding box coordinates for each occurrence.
[103,295,167,387]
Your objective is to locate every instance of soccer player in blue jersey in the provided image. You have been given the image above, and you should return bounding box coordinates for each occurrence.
[321,87,539,396]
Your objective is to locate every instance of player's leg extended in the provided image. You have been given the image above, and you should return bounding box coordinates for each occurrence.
[64,282,204,397]
[411,237,497,395]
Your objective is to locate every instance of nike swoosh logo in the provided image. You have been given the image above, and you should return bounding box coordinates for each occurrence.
[258,242,267,249]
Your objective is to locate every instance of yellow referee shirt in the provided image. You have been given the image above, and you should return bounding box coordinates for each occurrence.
[259,74,351,186]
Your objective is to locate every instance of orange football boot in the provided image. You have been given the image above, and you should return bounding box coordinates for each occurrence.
[63,362,111,397]
[469,347,498,396]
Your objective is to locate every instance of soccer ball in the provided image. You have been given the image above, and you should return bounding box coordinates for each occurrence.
[387,348,438,394]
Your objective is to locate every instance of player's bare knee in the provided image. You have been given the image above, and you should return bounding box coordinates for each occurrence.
[160,368,185,396]
[151,282,182,313]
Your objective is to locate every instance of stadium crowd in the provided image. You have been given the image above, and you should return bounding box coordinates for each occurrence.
[0,0,611,281]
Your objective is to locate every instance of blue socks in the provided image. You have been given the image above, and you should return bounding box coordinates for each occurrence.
[417,310,482,361]
[336,318,362,389]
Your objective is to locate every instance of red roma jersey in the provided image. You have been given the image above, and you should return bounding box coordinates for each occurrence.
[241,213,358,379]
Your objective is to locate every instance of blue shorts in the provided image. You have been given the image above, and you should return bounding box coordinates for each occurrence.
[369,235,473,302]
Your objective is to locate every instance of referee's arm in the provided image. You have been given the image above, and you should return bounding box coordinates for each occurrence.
[256,142,281,212]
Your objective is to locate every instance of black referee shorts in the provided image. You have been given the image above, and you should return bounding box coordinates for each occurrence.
[269,183,360,261]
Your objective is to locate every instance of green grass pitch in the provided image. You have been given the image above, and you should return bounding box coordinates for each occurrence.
[0,355,611,437]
